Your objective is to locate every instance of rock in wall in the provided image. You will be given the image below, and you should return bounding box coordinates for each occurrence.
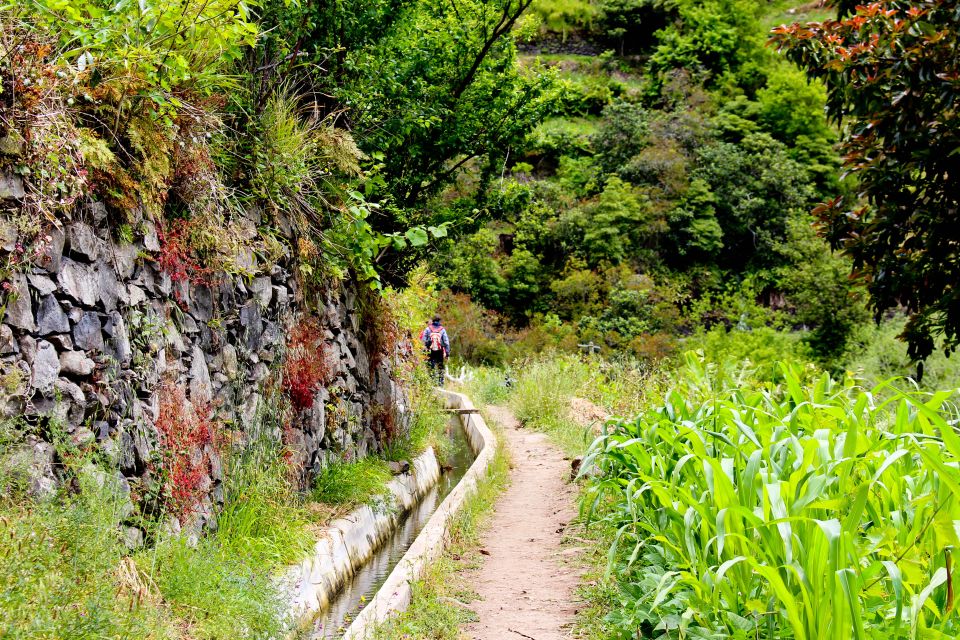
[0,194,410,536]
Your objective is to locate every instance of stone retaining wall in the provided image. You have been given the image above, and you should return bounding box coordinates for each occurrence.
[0,194,410,537]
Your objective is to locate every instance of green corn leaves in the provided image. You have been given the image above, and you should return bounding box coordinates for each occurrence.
[585,353,960,639]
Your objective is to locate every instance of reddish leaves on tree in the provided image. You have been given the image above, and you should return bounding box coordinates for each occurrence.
[156,383,218,518]
[771,0,960,361]
[284,319,330,411]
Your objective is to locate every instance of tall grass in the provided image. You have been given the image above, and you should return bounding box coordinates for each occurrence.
[584,352,960,639]
[145,535,287,640]
[462,365,512,406]
[216,440,314,566]
[0,469,173,639]
[310,457,392,508]
[137,439,313,639]
[510,355,597,456]
[0,412,316,640]
[506,354,667,456]
[385,371,453,462]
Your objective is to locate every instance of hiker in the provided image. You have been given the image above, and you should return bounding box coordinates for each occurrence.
[422,316,450,385]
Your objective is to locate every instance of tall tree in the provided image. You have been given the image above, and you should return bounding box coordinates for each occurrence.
[772,1,960,363]
[339,0,556,213]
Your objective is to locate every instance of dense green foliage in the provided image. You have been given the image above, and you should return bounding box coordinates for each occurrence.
[772,1,960,365]
[585,353,960,638]
[2,0,555,289]
[4,0,957,637]
[428,0,870,366]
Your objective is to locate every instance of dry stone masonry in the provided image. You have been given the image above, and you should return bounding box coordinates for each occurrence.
[0,185,410,539]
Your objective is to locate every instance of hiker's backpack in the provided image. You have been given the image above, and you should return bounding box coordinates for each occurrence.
[428,327,444,352]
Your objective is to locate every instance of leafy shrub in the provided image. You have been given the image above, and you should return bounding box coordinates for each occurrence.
[383,264,441,340]
[1,0,255,227]
[569,177,664,266]
[585,352,960,639]
[693,132,818,274]
[437,291,509,366]
[532,0,600,36]
[598,0,674,54]
[685,325,810,381]
[528,117,599,162]
[556,154,602,197]
[555,73,623,116]
[756,65,832,143]
[31,0,256,105]
[441,230,510,311]
[843,316,960,391]
[775,218,869,363]
[648,0,765,90]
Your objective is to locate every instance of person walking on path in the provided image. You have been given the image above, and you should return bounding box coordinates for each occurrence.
[422,316,450,385]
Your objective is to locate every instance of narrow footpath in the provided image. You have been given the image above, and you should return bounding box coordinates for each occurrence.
[465,405,583,640]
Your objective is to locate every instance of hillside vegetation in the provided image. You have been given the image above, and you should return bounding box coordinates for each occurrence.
[3,0,960,638]
[425,0,957,388]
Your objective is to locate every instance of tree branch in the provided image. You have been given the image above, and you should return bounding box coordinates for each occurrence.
[450,0,534,101]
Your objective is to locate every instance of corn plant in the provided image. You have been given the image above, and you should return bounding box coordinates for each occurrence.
[583,352,960,639]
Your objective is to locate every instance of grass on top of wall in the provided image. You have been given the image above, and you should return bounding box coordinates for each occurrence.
[310,456,393,509]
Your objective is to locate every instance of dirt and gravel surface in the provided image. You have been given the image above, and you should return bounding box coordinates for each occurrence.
[464,405,583,640]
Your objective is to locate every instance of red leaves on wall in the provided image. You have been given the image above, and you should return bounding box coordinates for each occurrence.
[155,383,219,518]
[283,318,330,412]
[156,219,212,287]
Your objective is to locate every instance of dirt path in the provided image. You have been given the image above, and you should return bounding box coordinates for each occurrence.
[464,405,582,640]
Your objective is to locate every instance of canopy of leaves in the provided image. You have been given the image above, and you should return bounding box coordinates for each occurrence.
[772,0,960,363]
[338,0,558,213]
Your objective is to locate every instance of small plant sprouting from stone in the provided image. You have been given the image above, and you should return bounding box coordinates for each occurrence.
[127,310,165,370]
